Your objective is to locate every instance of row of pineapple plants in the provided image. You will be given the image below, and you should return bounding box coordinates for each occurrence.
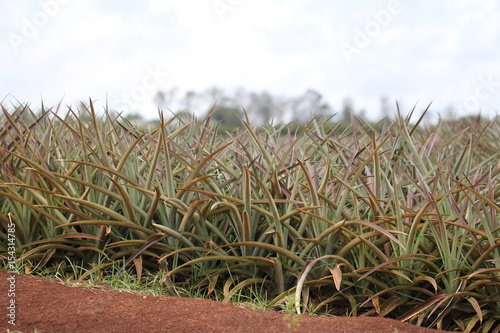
[1,100,499,332]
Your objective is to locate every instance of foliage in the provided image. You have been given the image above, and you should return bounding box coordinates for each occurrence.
[0,100,499,332]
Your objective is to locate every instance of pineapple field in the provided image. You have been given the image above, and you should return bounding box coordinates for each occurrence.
[1,100,499,332]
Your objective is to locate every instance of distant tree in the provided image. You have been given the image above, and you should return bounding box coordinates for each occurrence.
[183,90,198,112]
[341,97,354,122]
[233,87,250,107]
[210,106,243,128]
[250,91,277,124]
[154,86,339,125]
[154,91,165,107]
[380,96,392,120]
[154,87,178,110]
[125,113,144,122]
[290,89,333,123]
[205,86,225,107]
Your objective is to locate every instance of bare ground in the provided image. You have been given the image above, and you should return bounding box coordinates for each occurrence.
[0,271,457,333]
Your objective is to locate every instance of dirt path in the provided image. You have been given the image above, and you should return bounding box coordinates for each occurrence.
[1,271,455,333]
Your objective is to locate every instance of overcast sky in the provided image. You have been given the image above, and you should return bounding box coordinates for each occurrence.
[1,0,499,121]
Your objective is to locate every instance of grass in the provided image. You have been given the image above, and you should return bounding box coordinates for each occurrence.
[1,100,499,332]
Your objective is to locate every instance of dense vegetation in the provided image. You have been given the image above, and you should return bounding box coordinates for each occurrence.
[1,101,499,332]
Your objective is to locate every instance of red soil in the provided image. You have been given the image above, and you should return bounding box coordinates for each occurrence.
[1,271,456,333]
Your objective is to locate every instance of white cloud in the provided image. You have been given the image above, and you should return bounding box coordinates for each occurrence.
[147,0,175,15]
[0,0,499,120]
